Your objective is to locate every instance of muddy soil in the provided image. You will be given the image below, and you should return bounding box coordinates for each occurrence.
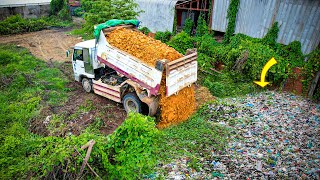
[29,62,127,136]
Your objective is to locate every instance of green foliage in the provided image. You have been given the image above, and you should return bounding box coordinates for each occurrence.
[57,0,72,21]
[78,0,141,39]
[227,38,289,83]
[155,31,172,43]
[196,16,208,37]
[172,12,177,35]
[0,47,161,178]
[0,15,47,35]
[167,31,194,54]
[157,106,231,162]
[303,49,320,97]
[0,45,70,178]
[50,0,65,15]
[202,72,257,97]
[262,22,279,48]
[183,18,194,35]
[102,113,160,179]
[275,41,304,68]
[196,34,219,56]
[223,0,240,43]
[0,15,72,35]
[74,7,84,17]
[139,26,151,35]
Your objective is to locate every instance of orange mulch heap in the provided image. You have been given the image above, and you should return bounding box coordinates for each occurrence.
[106,28,196,128]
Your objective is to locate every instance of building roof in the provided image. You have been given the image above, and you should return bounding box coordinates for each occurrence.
[0,0,51,7]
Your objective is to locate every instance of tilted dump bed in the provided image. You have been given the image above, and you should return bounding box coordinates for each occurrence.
[96,27,197,97]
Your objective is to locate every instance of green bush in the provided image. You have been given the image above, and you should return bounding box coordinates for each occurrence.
[74,7,84,17]
[196,16,208,37]
[77,0,141,39]
[0,15,45,35]
[227,38,289,83]
[102,113,160,179]
[303,49,320,97]
[0,15,72,35]
[167,31,194,54]
[57,0,71,21]
[262,22,279,48]
[154,31,172,43]
[50,0,65,15]
[224,0,240,43]
[183,18,194,35]
[275,40,304,68]
[139,26,151,35]
[196,34,219,56]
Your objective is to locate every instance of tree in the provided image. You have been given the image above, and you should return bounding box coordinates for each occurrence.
[81,0,142,36]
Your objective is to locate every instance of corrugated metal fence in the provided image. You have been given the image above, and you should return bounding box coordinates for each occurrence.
[211,0,320,54]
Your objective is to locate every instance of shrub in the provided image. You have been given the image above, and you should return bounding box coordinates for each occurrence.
[303,49,320,97]
[183,18,194,35]
[74,7,84,17]
[275,40,304,68]
[196,16,208,37]
[0,15,72,35]
[223,0,240,43]
[102,113,160,179]
[139,26,150,35]
[57,0,71,21]
[78,0,141,39]
[154,31,172,43]
[50,0,65,15]
[262,22,279,48]
[167,31,194,54]
[0,15,40,35]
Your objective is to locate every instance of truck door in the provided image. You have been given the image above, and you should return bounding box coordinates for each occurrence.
[83,48,94,74]
[73,48,86,81]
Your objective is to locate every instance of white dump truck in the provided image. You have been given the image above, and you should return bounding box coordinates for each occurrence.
[70,25,197,116]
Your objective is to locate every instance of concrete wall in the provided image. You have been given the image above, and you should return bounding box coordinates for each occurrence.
[0,4,50,20]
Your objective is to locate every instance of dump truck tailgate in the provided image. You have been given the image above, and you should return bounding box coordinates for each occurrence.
[166,52,198,97]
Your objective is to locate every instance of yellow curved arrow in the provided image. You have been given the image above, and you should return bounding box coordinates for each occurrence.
[254,57,277,88]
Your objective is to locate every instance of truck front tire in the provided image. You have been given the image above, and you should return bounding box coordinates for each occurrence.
[82,78,92,93]
[123,93,142,114]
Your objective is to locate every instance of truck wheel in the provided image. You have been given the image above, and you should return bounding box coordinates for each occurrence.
[123,93,142,113]
[82,78,92,93]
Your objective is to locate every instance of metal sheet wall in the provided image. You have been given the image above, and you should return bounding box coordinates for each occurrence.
[135,0,178,33]
[211,0,320,54]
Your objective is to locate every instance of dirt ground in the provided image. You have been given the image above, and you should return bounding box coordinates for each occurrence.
[0,28,82,62]
[0,28,215,136]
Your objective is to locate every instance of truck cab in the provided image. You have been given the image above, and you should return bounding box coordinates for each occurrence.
[72,40,98,84]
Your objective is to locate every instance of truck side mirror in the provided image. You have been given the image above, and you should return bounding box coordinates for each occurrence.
[66,50,70,57]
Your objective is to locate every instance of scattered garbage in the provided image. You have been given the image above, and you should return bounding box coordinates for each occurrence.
[156,91,319,179]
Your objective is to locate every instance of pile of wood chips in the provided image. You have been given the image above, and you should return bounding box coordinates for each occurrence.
[106,28,196,128]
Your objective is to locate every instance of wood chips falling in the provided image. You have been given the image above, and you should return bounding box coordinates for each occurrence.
[106,28,196,128]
